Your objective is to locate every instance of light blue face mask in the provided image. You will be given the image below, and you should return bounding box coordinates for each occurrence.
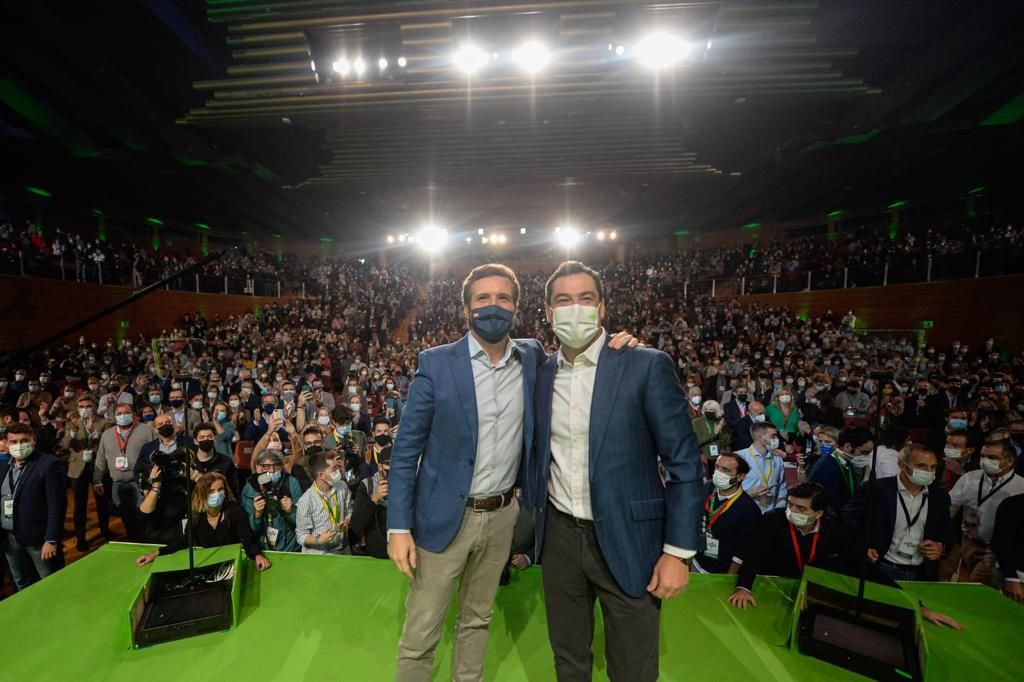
[270,471,282,484]
[207,491,226,509]
[949,418,968,430]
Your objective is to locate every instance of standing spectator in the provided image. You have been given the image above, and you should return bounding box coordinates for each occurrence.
[296,452,352,555]
[61,395,111,550]
[93,404,156,541]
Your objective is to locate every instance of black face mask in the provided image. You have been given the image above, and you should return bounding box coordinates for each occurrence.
[169,398,184,408]
[157,424,175,438]
[736,393,748,402]
[374,433,392,447]
[196,440,214,453]
[263,403,277,415]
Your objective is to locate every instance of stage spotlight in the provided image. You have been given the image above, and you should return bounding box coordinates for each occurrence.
[614,44,626,57]
[634,32,688,69]
[520,227,527,235]
[478,228,485,235]
[512,41,550,74]
[378,57,389,71]
[597,230,606,241]
[310,60,317,72]
[398,56,407,68]
[609,230,618,240]
[465,236,472,244]
[398,233,407,243]
[353,58,367,77]
[387,235,395,244]
[481,237,489,244]
[332,58,351,76]
[453,44,490,75]
[556,227,581,247]
[417,225,448,252]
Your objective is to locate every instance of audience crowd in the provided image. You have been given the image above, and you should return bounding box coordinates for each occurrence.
[2,229,1023,620]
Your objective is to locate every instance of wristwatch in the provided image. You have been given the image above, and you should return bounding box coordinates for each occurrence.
[678,555,694,568]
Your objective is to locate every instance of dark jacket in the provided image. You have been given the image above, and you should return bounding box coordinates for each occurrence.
[135,436,190,483]
[192,452,240,498]
[992,493,1024,581]
[349,481,388,559]
[696,483,761,574]
[808,453,857,513]
[730,416,756,452]
[0,450,67,547]
[840,475,954,581]
[723,399,751,431]
[158,501,262,559]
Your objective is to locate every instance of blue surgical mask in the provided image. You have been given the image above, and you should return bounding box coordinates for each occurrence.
[141,413,156,423]
[270,471,282,484]
[337,425,352,437]
[470,304,514,344]
[115,414,134,427]
[207,491,226,509]
[949,418,968,430]
[819,443,835,457]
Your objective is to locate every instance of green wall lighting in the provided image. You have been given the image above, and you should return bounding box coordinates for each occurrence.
[887,200,908,210]
[25,186,52,198]
[145,216,164,226]
[195,222,210,230]
[827,210,844,219]
[673,230,690,236]
[742,221,762,229]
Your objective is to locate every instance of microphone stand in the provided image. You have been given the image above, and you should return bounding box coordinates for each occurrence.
[855,370,893,617]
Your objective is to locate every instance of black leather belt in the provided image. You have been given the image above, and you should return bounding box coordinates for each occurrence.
[554,506,595,529]
[466,489,515,512]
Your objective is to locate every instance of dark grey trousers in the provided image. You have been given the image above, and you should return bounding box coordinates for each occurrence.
[540,503,661,682]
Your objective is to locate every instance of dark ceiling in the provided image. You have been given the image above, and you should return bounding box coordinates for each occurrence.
[1,1,1023,244]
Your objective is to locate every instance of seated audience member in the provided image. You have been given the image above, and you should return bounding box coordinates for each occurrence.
[766,386,800,443]
[736,422,787,514]
[729,400,765,452]
[808,426,874,512]
[191,423,240,497]
[349,446,391,559]
[62,394,111,551]
[798,425,839,483]
[209,401,237,459]
[241,450,302,553]
[841,444,953,582]
[0,424,66,590]
[723,384,751,428]
[136,472,271,571]
[727,482,960,628]
[992,492,1024,602]
[296,451,352,555]
[692,400,731,469]
[695,452,760,574]
[949,438,1024,587]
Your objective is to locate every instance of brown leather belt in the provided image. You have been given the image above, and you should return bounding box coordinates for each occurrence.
[466,489,515,512]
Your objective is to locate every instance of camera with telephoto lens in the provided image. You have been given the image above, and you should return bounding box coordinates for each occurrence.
[144,449,188,490]
[256,472,282,514]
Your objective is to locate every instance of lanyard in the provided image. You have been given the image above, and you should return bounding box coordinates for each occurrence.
[114,426,135,455]
[897,489,927,529]
[315,486,340,525]
[754,453,773,488]
[978,472,1015,507]
[789,522,821,573]
[705,490,742,530]
[832,453,855,496]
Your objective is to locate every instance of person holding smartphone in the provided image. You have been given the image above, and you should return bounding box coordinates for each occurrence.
[350,441,391,559]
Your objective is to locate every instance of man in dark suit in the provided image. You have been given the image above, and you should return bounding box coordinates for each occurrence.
[723,386,752,430]
[808,426,874,513]
[695,451,761,574]
[992,492,1024,603]
[532,261,703,682]
[0,423,67,590]
[729,400,765,452]
[841,444,953,582]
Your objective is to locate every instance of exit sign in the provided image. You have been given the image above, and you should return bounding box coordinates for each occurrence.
[922,320,934,329]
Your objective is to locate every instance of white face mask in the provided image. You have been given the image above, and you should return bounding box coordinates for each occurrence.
[551,304,601,350]
[768,437,780,450]
[779,395,792,405]
[349,403,361,414]
[943,447,962,461]
[78,407,93,419]
[229,400,241,408]
[317,416,331,426]
[752,413,766,423]
[712,470,736,490]
[190,401,203,410]
[786,508,814,528]
[8,442,34,460]
[329,469,342,484]
[980,458,1005,476]
[267,441,282,451]
[690,396,702,406]
[905,466,935,487]
[850,454,872,468]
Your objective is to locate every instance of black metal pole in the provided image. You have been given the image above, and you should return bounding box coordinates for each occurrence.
[856,371,891,616]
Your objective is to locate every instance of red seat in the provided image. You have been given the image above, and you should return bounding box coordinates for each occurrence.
[234,440,255,471]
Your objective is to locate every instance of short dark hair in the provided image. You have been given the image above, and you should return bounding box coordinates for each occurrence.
[839,426,873,451]
[5,423,33,438]
[308,452,331,478]
[750,422,776,440]
[545,261,604,306]
[193,422,216,440]
[372,415,391,430]
[716,451,749,475]
[461,263,520,308]
[788,482,828,511]
[982,438,1015,461]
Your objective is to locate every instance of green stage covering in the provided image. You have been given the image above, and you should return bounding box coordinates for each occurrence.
[1,544,1021,681]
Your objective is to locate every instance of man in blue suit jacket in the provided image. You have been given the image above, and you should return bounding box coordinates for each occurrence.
[532,261,704,682]
[0,423,67,590]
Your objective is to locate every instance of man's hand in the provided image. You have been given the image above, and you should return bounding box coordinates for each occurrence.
[918,540,943,561]
[371,479,389,504]
[283,419,296,436]
[254,554,272,572]
[728,588,757,609]
[280,496,293,513]
[388,532,418,579]
[1003,580,1024,603]
[316,529,338,546]
[713,420,724,435]
[298,391,312,407]
[93,484,105,497]
[646,554,690,599]
[921,607,962,630]
[136,550,159,567]
[40,542,57,561]
[867,548,879,563]
[608,331,641,350]
[510,553,530,570]
[253,495,266,518]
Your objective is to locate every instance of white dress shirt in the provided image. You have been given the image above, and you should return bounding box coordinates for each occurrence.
[548,330,694,558]
[949,469,1024,543]
[883,475,928,566]
[467,333,524,497]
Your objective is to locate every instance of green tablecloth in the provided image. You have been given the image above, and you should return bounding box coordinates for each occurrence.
[1,544,1021,681]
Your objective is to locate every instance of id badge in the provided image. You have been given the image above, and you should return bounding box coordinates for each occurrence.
[82,449,93,464]
[115,456,129,471]
[704,534,720,559]
[2,499,13,518]
[896,538,918,560]
[265,526,280,547]
[709,444,719,458]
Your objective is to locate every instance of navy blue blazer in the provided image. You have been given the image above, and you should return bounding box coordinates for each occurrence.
[388,334,545,553]
[532,343,705,598]
[0,450,68,547]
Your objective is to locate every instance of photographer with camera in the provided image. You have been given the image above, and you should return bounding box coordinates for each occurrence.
[191,423,239,498]
[296,451,352,555]
[135,414,188,484]
[241,450,302,553]
[137,455,189,548]
[349,434,391,559]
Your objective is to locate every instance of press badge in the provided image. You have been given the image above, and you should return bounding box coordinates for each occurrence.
[82,450,93,464]
[709,444,719,458]
[896,538,918,561]
[3,499,13,518]
[115,456,129,471]
[265,527,279,546]
[704,534,720,559]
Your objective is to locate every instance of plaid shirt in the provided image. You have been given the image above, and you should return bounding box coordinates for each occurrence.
[296,482,353,554]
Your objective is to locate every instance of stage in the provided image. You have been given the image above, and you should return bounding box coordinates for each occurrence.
[1,543,1019,681]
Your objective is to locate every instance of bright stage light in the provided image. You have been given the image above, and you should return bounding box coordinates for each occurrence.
[417,225,448,252]
[353,58,367,77]
[614,44,626,57]
[556,227,581,247]
[398,56,407,68]
[387,235,395,244]
[478,228,485,236]
[332,58,351,76]
[634,32,688,69]
[453,44,490,75]
[378,57,389,71]
[520,227,527,235]
[609,230,618,240]
[512,41,551,74]
[481,237,489,244]
[465,236,472,244]
[596,230,606,241]
[398,233,407,243]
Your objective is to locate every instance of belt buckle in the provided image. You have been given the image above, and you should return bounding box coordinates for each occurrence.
[469,497,487,512]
